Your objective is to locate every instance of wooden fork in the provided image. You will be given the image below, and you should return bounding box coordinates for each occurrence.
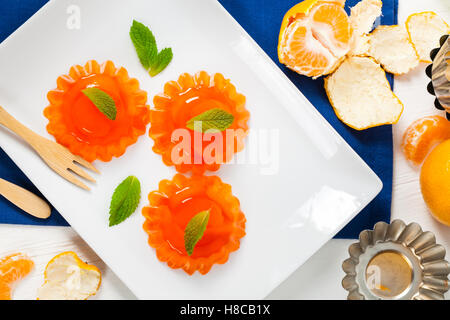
[0,106,99,190]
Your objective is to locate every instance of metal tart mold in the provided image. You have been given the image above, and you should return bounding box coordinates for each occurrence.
[342,219,450,300]
[426,34,450,120]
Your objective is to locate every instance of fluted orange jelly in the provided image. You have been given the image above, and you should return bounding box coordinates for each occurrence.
[149,71,250,174]
[44,60,150,162]
[142,174,246,275]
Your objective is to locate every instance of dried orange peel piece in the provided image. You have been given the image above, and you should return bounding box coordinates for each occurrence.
[37,251,101,300]
[142,174,246,275]
[406,12,450,63]
[324,56,403,130]
[402,115,450,166]
[0,253,34,300]
[149,71,250,174]
[278,0,351,78]
[44,60,150,162]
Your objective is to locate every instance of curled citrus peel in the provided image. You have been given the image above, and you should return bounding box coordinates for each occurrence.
[37,251,101,300]
[402,115,450,166]
[368,25,420,75]
[149,71,250,174]
[142,174,246,275]
[324,56,403,130]
[348,0,382,56]
[278,0,351,78]
[0,253,34,300]
[406,12,450,63]
[44,60,150,162]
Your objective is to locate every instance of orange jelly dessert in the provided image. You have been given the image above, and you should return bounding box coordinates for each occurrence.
[44,60,150,162]
[142,174,246,275]
[149,71,250,174]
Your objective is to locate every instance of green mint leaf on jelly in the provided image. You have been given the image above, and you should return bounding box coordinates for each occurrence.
[109,176,141,227]
[184,210,210,256]
[82,88,117,120]
[186,108,234,133]
[130,20,173,77]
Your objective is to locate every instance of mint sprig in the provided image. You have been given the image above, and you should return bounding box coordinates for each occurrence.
[130,20,173,77]
[184,210,210,256]
[82,87,117,120]
[186,108,234,133]
[109,176,141,227]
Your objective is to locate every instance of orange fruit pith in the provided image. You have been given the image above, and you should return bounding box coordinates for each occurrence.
[402,115,450,165]
[142,174,246,275]
[0,253,34,300]
[149,72,250,174]
[420,139,450,226]
[278,0,351,77]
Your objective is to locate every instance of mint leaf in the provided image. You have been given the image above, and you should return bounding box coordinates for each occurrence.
[186,108,234,132]
[184,210,210,256]
[109,176,141,227]
[129,20,157,70]
[149,48,173,77]
[129,20,173,77]
[82,88,117,120]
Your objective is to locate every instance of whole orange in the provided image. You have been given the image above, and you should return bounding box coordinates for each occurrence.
[420,139,450,226]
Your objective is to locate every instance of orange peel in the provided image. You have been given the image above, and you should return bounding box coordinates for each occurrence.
[406,12,450,63]
[44,60,150,162]
[0,253,34,300]
[368,25,420,75]
[37,251,101,300]
[142,174,246,275]
[324,56,403,130]
[402,115,450,166]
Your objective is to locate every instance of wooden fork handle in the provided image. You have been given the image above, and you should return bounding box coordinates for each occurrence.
[0,178,51,219]
[0,105,41,148]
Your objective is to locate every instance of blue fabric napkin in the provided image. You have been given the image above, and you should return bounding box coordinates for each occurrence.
[0,0,397,238]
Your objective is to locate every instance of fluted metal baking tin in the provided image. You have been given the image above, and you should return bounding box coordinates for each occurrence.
[342,220,450,300]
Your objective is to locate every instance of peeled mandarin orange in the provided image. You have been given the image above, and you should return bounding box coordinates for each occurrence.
[402,115,450,166]
[420,140,450,226]
[0,253,34,300]
[278,0,352,78]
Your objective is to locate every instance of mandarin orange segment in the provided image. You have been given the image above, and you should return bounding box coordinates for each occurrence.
[310,3,352,54]
[278,0,351,78]
[0,253,34,300]
[142,174,246,275]
[149,71,250,174]
[44,60,150,162]
[402,115,450,166]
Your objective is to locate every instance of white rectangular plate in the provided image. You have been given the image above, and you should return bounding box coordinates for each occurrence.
[0,0,382,299]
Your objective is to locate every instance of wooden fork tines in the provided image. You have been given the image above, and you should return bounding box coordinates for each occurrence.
[0,106,99,190]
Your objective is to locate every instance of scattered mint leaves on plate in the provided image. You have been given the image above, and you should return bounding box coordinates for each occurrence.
[82,87,117,120]
[184,210,210,256]
[186,108,234,133]
[130,20,173,77]
[109,176,141,227]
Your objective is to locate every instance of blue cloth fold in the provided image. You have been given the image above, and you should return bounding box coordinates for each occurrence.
[0,0,397,238]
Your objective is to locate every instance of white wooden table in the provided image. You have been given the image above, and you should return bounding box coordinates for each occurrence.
[1,0,449,300]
